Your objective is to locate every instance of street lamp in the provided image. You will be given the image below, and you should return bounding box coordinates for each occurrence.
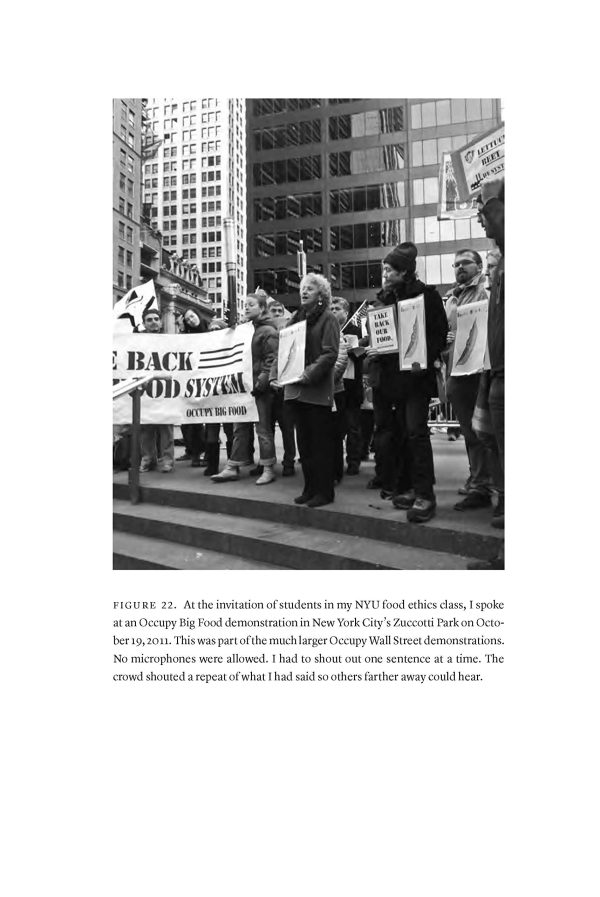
[223,217,237,326]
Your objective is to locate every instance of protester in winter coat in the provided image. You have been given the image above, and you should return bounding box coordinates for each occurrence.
[282,273,340,508]
[178,308,209,467]
[443,250,493,510]
[367,243,448,522]
[212,294,280,485]
[138,307,175,473]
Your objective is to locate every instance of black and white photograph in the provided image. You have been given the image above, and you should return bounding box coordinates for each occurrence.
[113,97,505,570]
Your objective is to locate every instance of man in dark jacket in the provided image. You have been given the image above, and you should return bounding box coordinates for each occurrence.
[367,244,448,522]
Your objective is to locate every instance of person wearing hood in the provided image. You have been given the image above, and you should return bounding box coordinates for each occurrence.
[283,273,340,508]
[368,243,448,523]
[178,308,209,467]
[444,250,494,510]
[212,293,279,485]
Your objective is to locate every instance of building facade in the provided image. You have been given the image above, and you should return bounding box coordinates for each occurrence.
[142,97,247,321]
[247,98,502,309]
[113,98,144,305]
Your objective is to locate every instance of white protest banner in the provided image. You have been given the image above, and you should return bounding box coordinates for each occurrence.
[277,320,306,386]
[367,306,398,354]
[112,322,258,424]
[398,295,427,371]
[113,280,158,333]
[452,300,489,377]
[450,123,505,202]
[438,152,480,220]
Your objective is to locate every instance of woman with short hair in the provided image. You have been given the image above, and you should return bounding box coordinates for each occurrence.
[283,273,340,508]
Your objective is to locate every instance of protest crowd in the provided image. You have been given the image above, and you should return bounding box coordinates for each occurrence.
[115,179,504,571]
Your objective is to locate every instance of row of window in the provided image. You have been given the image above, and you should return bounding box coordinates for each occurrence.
[253,155,321,186]
[253,191,322,222]
[119,149,135,173]
[117,222,134,243]
[254,228,323,257]
[252,99,321,116]
[329,145,406,177]
[119,125,136,148]
[330,261,384,291]
[252,145,407,187]
[410,98,496,130]
[118,197,134,218]
[253,218,409,257]
[413,216,485,244]
[252,183,407,222]
[411,132,481,167]
[253,251,491,297]
[117,246,134,268]
[253,119,321,152]
[329,106,404,140]
[120,101,135,128]
[330,219,407,251]
[119,173,135,195]
[330,182,406,214]
[117,271,133,290]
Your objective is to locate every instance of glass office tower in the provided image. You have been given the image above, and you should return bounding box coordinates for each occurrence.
[247,98,502,309]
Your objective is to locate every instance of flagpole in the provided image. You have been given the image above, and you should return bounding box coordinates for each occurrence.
[223,217,237,326]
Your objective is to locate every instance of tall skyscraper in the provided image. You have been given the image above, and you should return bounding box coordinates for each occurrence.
[142,97,247,320]
[113,98,143,305]
[247,98,501,308]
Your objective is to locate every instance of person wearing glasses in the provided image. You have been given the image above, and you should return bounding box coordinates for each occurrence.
[138,307,175,474]
[443,250,492,510]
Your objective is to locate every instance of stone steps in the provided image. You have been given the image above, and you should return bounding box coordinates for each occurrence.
[113,500,478,570]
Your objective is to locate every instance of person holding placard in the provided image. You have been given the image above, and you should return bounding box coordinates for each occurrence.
[367,244,448,523]
[212,294,279,485]
[138,307,175,474]
[283,273,340,508]
[444,249,494,511]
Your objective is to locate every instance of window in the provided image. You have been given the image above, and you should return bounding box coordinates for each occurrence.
[118,246,125,263]
[126,226,133,244]
[117,270,124,288]
[412,177,439,206]
[126,251,132,268]
[118,221,125,238]
[126,274,132,289]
